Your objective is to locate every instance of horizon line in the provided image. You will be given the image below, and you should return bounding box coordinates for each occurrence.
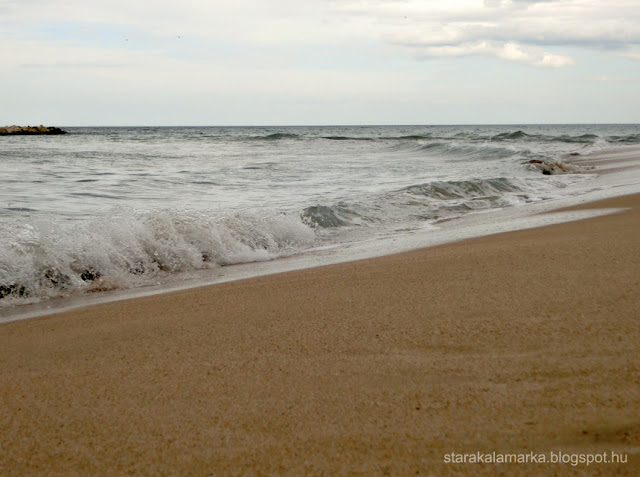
[30,122,640,128]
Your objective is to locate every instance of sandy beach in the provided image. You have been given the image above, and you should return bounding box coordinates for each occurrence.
[1,193,638,475]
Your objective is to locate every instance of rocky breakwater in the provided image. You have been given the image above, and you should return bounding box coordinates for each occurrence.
[0,125,67,135]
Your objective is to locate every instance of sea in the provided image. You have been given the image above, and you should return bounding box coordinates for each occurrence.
[1,124,639,315]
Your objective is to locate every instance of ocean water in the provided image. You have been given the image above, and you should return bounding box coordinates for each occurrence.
[1,124,638,309]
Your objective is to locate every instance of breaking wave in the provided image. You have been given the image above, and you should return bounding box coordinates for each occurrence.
[0,209,315,304]
[398,177,521,199]
[300,174,583,232]
[301,204,367,228]
[0,171,586,306]
[3,124,615,308]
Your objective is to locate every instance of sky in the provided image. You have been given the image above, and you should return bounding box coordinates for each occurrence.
[1,0,639,126]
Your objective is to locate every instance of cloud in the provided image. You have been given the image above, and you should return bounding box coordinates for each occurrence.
[412,40,574,67]
[330,0,640,67]
[3,0,639,70]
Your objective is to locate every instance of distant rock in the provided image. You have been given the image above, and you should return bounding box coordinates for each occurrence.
[0,125,67,135]
[527,159,580,175]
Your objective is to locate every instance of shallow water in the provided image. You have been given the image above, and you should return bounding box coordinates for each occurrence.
[1,124,638,309]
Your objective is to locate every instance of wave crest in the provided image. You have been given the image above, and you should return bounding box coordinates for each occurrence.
[399,178,522,200]
[254,133,300,140]
[301,204,365,228]
[0,209,315,304]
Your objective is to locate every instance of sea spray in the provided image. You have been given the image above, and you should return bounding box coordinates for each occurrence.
[3,123,635,308]
[0,208,315,304]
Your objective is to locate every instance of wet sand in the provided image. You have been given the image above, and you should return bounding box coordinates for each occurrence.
[1,194,639,475]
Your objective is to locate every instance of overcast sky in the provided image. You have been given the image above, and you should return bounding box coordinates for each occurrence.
[2,0,639,125]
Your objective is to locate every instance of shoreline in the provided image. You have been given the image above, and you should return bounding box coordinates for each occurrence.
[1,191,638,474]
[2,143,639,324]
[0,197,628,324]
[1,144,639,324]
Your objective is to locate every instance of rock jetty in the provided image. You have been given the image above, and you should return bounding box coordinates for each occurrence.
[0,125,67,135]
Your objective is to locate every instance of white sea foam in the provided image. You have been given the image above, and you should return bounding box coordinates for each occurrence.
[0,208,315,305]
[1,125,638,312]
[0,172,592,306]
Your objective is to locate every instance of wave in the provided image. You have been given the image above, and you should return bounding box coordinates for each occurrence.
[318,130,597,144]
[0,169,589,306]
[380,135,432,140]
[493,130,531,140]
[315,130,636,147]
[489,131,639,146]
[253,133,300,140]
[237,130,639,149]
[607,134,640,144]
[321,136,374,141]
[385,130,638,147]
[398,177,522,200]
[0,165,592,307]
[0,209,315,304]
[299,175,578,232]
[489,131,603,144]
[383,140,523,163]
[0,176,538,304]
[555,133,599,143]
[382,177,538,220]
[301,204,367,228]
